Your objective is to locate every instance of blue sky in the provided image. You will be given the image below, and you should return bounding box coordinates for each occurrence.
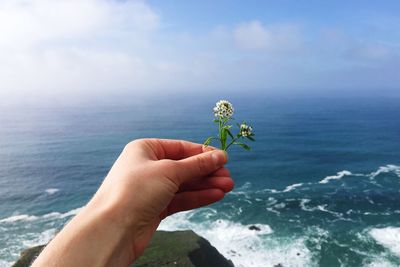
[0,0,399,105]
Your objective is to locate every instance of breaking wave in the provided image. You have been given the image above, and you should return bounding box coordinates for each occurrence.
[159,210,318,267]
[369,227,400,257]
[0,207,83,224]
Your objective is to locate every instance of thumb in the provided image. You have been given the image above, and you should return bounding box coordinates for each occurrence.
[174,150,227,184]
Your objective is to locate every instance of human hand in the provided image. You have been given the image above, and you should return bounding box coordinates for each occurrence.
[32,139,233,267]
[95,139,233,260]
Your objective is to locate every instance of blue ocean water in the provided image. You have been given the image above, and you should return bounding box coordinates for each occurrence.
[1,95,400,266]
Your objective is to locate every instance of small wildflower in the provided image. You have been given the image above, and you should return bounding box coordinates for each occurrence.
[213,100,234,119]
[204,100,255,151]
[240,124,253,137]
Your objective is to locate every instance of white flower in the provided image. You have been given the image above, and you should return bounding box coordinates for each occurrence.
[240,123,253,137]
[213,100,234,119]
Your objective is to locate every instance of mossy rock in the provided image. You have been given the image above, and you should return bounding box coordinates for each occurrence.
[12,245,45,267]
[12,230,233,267]
[132,230,233,267]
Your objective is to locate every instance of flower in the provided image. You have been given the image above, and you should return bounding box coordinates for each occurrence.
[213,100,234,119]
[205,100,254,151]
[240,123,253,137]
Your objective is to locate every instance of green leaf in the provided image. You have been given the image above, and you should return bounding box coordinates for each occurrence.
[226,128,234,139]
[214,119,220,123]
[247,136,255,141]
[234,142,251,151]
[203,137,214,147]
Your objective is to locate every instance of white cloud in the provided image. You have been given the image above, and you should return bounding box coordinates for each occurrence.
[0,0,161,104]
[0,0,159,48]
[233,20,303,52]
[0,2,398,105]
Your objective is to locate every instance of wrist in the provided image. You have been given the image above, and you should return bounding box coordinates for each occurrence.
[79,200,136,265]
[33,195,136,267]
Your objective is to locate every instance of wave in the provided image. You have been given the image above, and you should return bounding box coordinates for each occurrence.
[268,164,400,190]
[0,260,12,267]
[365,259,398,267]
[0,207,83,265]
[232,164,400,197]
[299,199,343,217]
[283,183,303,192]
[0,214,38,223]
[369,227,400,257]
[369,165,400,179]
[159,210,316,267]
[0,207,83,224]
[45,188,59,195]
[318,170,353,184]
[22,228,57,248]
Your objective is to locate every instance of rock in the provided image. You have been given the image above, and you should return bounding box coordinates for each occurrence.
[12,245,45,267]
[273,264,284,267]
[132,230,234,267]
[248,225,261,231]
[12,230,234,267]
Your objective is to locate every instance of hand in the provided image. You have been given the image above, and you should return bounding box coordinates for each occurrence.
[32,139,233,267]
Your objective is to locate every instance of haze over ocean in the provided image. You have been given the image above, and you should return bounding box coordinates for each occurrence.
[1,95,399,266]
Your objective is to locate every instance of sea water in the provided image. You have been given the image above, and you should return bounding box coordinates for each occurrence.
[0,95,399,267]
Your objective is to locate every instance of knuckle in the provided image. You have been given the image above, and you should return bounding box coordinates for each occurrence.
[196,155,209,174]
[124,140,138,151]
[123,139,147,152]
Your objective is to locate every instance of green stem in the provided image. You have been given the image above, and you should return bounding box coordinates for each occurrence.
[219,117,229,150]
[218,119,224,150]
[225,138,238,150]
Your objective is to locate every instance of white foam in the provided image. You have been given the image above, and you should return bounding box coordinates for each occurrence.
[266,197,277,206]
[40,207,83,220]
[365,258,397,267]
[369,165,400,179]
[42,212,62,218]
[0,214,38,223]
[266,207,281,215]
[283,183,303,192]
[59,207,83,218]
[0,260,13,267]
[299,199,313,211]
[45,188,59,195]
[369,227,400,257]
[299,200,342,217]
[22,228,57,248]
[0,206,82,225]
[274,203,286,209]
[318,170,352,184]
[41,207,82,219]
[159,210,316,267]
[262,189,279,194]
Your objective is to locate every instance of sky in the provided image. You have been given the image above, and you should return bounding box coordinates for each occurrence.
[0,0,399,105]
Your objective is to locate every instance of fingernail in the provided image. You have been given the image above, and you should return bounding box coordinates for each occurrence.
[223,151,228,162]
[203,145,216,152]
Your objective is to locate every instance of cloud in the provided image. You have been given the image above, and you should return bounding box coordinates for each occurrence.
[0,1,399,105]
[233,20,303,52]
[0,0,159,48]
[0,0,160,104]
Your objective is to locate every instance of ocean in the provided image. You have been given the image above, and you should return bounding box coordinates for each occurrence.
[1,95,400,267]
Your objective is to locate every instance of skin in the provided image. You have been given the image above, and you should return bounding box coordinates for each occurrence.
[32,138,233,267]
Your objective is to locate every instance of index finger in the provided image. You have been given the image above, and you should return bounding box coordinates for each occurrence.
[144,139,209,160]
